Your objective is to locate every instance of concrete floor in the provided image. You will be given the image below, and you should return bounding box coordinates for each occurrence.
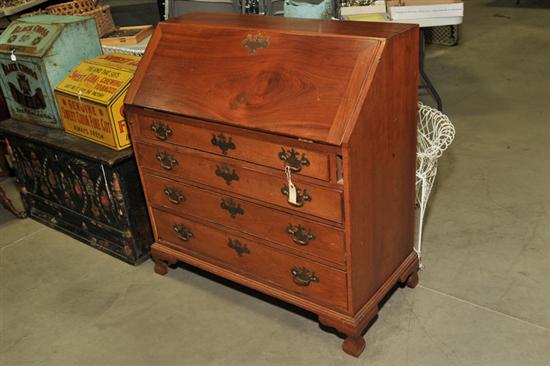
[2,1,550,364]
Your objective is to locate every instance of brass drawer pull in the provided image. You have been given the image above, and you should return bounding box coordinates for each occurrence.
[173,223,193,241]
[150,121,173,141]
[215,164,239,185]
[156,152,178,170]
[290,266,319,287]
[281,184,311,207]
[228,238,250,257]
[287,224,315,246]
[211,133,236,155]
[279,148,310,172]
[164,187,185,204]
[220,198,244,218]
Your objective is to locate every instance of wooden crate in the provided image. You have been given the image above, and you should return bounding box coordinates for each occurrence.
[101,26,154,46]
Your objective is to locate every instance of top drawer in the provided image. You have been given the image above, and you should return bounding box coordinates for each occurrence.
[135,113,330,181]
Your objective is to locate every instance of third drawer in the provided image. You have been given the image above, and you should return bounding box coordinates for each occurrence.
[142,172,346,267]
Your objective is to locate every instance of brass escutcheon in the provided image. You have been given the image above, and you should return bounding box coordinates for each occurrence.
[164,187,185,204]
[281,184,311,207]
[290,266,319,287]
[215,163,239,185]
[220,198,244,218]
[173,223,193,241]
[227,238,250,257]
[287,224,315,246]
[150,121,173,141]
[156,152,178,171]
[211,133,236,155]
[241,33,269,55]
[279,148,310,172]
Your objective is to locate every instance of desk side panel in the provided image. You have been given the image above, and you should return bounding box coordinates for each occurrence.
[344,26,419,313]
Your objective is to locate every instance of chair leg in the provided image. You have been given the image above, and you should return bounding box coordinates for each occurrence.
[416,175,433,261]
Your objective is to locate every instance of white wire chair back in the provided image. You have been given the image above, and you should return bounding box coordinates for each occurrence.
[415,102,455,263]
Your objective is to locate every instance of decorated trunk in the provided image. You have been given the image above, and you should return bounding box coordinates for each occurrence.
[0,119,153,265]
[0,15,101,128]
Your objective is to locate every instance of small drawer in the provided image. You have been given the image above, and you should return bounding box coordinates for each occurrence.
[137,113,330,181]
[153,208,348,311]
[136,142,343,223]
[143,173,345,266]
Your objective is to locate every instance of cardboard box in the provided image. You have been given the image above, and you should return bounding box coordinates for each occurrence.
[387,1,463,20]
[55,53,140,150]
[0,15,101,128]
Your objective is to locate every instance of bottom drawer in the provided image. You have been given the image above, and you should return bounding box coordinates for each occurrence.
[153,208,348,311]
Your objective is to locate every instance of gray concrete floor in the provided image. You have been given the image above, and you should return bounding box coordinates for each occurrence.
[2,1,550,364]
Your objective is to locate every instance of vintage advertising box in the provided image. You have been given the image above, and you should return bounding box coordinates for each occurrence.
[0,15,102,128]
[55,53,140,150]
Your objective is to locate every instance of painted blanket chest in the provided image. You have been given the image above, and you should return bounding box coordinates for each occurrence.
[125,13,419,356]
[0,119,153,265]
[0,15,101,128]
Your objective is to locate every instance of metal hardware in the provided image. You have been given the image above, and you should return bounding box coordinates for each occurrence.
[220,198,244,218]
[150,121,173,141]
[287,224,315,246]
[227,238,250,257]
[290,266,319,286]
[164,187,185,204]
[156,152,178,170]
[279,148,310,172]
[241,33,269,55]
[173,224,193,241]
[281,184,311,207]
[211,133,236,155]
[215,164,239,185]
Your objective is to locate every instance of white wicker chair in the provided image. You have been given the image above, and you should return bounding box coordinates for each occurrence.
[416,102,455,264]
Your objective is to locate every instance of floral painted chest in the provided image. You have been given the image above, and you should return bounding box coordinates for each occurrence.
[0,119,152,265]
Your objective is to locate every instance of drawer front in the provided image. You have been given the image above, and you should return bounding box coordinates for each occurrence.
[136,142,343,223]
[137,114,330,181]
[153,208,348,311]
[143,173,345,266]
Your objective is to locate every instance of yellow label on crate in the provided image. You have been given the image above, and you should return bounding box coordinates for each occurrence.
[56,63,134,105]
[57,93,117,148]
[110,93,131,148]
[55,53,139,150]
[89,54,141,72]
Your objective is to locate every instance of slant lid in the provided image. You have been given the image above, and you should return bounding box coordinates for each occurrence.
[126,13,415,145]
[0,15,91,58]
[57,53,140,105]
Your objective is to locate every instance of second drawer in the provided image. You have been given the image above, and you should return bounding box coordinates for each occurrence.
[136,142,344,223]
[142,173,345,266]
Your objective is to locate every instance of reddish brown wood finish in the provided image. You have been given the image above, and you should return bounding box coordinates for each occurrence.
[135,142,344,223]
[142,172,346,266]
[126,13,419,358]
[126,18,381,144]
[343,26,419,314]
[153,208,348,311]
[137,112,331,181]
